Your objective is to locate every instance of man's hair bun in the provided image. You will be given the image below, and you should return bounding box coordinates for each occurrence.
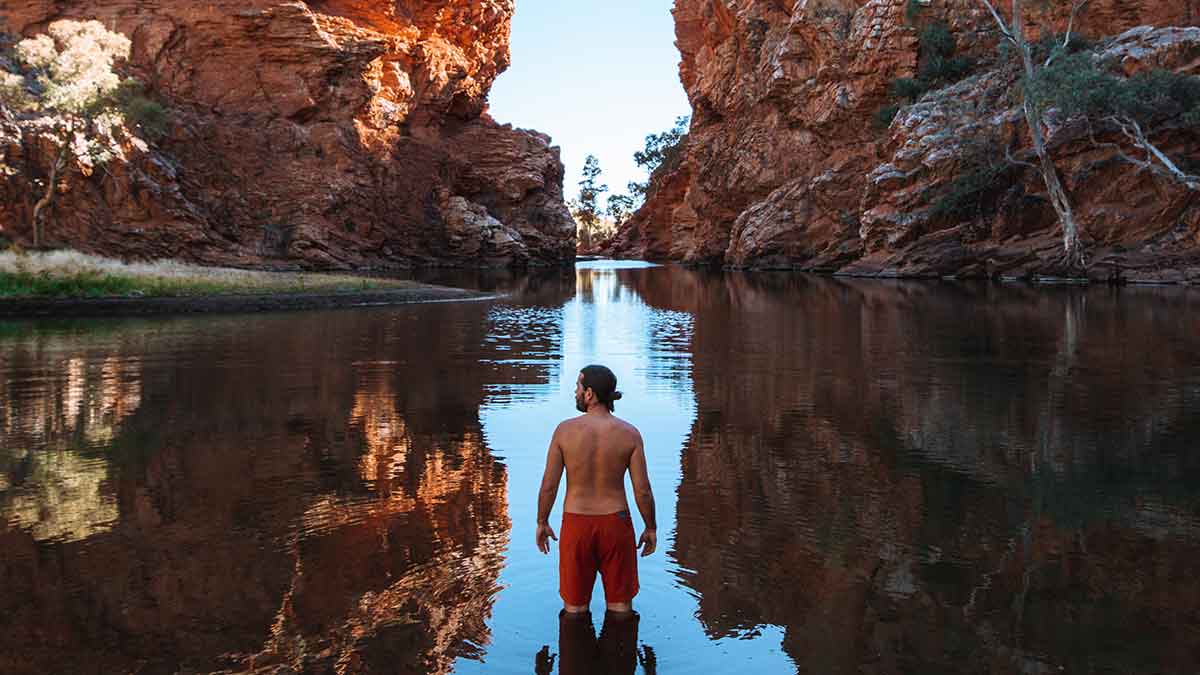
[612,391,623,401]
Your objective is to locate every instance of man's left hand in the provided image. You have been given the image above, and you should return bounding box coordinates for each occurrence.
[536,523,558,554]
[638,529,657,557]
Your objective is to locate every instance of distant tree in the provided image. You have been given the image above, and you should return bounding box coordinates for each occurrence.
[576,154,607,250]
[0,20,166,248]
[977,0,1090,270]
[634,115,690,175]
[606,193,635,227]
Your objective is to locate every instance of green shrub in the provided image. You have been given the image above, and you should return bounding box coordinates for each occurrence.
[1031,53,1200,127]
[1032,32,1093,65]
[875,104,901,128]
[905,0,924,24]
[919,55,973,83]
[890,78,926,103]
[920,23,955,60]
[109,79,170,140]
[930,163,1012,221]
[883,23,973,109]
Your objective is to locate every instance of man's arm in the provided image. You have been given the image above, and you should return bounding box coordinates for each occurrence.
[536,424,565,554]
[628,431,657,556]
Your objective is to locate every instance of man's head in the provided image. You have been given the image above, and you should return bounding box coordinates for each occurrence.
[576,365,623,413]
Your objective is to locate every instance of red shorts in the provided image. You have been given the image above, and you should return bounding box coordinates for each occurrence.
[559,511,639,605]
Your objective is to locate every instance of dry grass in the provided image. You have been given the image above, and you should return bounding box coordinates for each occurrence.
[0,250,414,298]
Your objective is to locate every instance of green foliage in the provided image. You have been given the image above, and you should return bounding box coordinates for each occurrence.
[634,115,690,175]
[577,155,607,225]
[1031,53,1200,127]
[575,155,607,247]
[0,269,142,297]
[109,79,170,140]
[890,78,926,103]
[919,55,973,83]
[920,22,955,60]
[874,104,901,128]
[884,24,973,106]
[916,23,974,84]
[1032,32,1093,66]
[905,0,925,24]
[606,193,635,225]
[0,253,409,298]
[930,150,1014,222]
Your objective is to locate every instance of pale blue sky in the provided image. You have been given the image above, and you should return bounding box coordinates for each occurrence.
[488,0,690,204]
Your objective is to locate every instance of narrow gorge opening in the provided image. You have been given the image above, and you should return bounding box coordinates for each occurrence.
[488,0,690,256]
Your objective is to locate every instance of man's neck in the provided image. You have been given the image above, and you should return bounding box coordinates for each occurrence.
[585,406,611,417]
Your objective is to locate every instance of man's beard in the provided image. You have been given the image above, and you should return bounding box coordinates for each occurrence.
[575,393,587,413]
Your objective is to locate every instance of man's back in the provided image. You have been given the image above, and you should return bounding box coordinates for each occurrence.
[536,365,657,614]
[558,414,639,516]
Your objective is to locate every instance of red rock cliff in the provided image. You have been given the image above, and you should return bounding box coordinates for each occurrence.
[612,0,1200,282]
[0,1,576,268]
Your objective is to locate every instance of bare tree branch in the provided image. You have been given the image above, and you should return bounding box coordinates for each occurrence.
[977,0,1017,44]
[1093,117,1200,190]
[1004,144,1038,168]
[1121,117,1200,190]
[1045,0,1090,67]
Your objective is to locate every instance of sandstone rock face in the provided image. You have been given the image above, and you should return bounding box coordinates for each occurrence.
[0,1,575,268]
[610,0,1200,281]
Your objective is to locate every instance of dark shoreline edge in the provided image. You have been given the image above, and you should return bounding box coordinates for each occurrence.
[0,284,498,319]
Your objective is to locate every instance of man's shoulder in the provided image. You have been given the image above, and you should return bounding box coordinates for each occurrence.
[555,416,584,434]
[609,415,642,441]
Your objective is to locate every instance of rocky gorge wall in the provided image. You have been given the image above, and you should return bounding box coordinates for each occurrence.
[0,1,576,269]
[610,0,1200,282]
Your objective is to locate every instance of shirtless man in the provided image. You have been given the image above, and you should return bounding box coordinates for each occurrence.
[536,365,657,615]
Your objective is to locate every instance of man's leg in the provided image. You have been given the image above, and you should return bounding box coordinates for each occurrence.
[598,514,639,615]
[559,514,597,613]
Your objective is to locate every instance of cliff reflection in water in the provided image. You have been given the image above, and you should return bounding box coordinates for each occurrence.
[0,270,574,675]
[624,269,1200,674]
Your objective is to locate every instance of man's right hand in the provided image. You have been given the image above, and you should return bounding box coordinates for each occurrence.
[536,523,558,554]
[638,529,657,557]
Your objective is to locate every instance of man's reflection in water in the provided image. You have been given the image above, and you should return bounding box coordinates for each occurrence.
[535,610,656,674]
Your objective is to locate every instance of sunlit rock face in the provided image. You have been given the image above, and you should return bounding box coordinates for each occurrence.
[619,269,1200,673]
[0,1,575,268]
[611,0,1200,281]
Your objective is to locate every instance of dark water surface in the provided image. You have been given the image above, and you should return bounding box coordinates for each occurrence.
[2,262,1199,674]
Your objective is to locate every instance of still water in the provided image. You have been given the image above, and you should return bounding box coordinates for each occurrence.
[2,262,1199,674]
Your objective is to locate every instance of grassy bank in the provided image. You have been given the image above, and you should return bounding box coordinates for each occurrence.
[0,251,416,299]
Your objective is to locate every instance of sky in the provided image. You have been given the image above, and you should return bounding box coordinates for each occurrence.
[487,0,690,205]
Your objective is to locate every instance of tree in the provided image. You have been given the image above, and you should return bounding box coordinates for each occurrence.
[0,20,161,249]
[634,115,690,175]
[978,0,1090,271]
[1031,55,1200,191]
[576,154,607,250]
[606,193,635,227]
